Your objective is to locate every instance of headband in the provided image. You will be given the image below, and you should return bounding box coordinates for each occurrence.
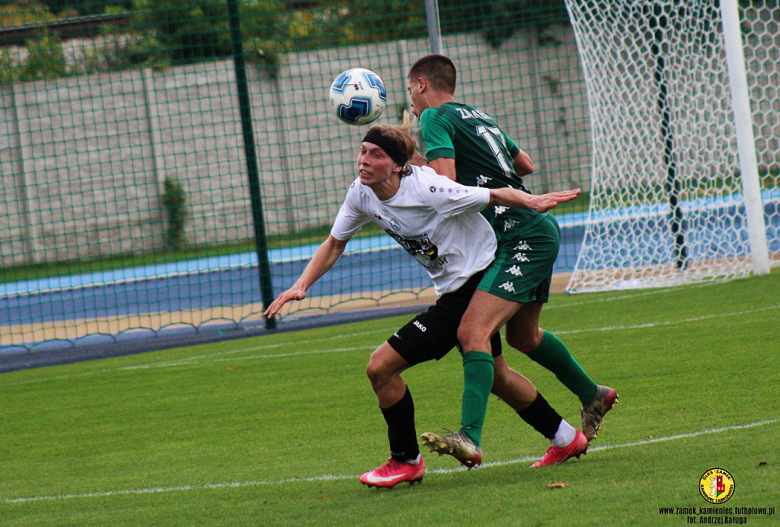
[362,131,408,167]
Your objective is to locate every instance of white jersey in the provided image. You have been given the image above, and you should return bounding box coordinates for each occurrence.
[331,165,496,296]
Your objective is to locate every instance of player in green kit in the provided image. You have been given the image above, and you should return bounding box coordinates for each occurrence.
[407,54,618,467]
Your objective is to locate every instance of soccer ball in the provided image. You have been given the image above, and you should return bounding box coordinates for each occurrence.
[329,68,387,126]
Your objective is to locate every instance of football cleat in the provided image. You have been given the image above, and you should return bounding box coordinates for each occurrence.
[420,430,482,469]
[530,429,589,468]
[581,385,619,441]
[359,457,425,488]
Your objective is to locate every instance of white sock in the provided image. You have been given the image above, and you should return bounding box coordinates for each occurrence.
[551,420,577,447]
[407,454,422,465]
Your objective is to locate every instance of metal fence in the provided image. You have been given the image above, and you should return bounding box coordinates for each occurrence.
[0,0,777,352]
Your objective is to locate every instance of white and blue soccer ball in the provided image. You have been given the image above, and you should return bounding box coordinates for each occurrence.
[329,68,387,126]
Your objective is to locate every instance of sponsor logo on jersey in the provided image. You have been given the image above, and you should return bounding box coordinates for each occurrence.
[385,230,446,268]
[494,206,508,216]
[512,252,530,263]
[514,241,532,251]
[389,218,401,230]
[476,175,491,187]
[498,281,516,293]
[430,186,436,193]
[503,219,518,231]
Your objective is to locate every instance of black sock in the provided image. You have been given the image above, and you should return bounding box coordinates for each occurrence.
[380,386,419,462]
[518,392,563,440]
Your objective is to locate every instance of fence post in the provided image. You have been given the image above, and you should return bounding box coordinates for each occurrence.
[10,82,40,265]
[227,0,277,329]
[424,0,443,54]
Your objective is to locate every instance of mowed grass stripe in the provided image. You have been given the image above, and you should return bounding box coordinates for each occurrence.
[1,272,778,526]
[2,297,778,388]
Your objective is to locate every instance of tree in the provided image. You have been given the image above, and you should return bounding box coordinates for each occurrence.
[131,0,286,64]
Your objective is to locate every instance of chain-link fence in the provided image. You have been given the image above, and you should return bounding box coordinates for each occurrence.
[1,0,777,352]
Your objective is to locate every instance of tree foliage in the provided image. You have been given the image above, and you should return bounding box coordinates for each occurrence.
[0,0,571,82]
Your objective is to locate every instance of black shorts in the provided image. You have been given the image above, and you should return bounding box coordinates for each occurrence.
[387,270,503,366]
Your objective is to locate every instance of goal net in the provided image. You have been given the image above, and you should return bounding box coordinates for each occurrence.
[564,0,778,293]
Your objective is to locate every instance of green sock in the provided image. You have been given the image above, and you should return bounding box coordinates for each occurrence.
[527,331,598,405]
[460,351,494,446]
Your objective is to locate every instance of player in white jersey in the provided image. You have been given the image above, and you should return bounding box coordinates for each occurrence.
[264,118,584,488]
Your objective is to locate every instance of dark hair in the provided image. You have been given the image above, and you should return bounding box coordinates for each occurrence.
[408,54,457,94]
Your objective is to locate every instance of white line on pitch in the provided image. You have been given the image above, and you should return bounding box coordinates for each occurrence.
[553,303,780,336]
[3,418,777,505]
[0,328,392,386]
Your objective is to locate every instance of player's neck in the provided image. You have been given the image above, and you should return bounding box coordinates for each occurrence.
[368,175,401,201]
[427,91,456,109]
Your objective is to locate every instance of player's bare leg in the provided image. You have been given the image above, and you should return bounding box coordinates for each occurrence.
[504,301,617,441]
[366,342,411,408]
[361,343,425,488]
[420,295,514,468]
[491,354,537,410]
[457,290,522,354]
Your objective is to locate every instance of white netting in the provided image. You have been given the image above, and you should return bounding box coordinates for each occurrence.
[743,1,780,266]
[564,0,779,293]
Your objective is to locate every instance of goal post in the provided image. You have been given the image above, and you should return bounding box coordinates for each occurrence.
[564,0,773,294]
[720,0,770,276]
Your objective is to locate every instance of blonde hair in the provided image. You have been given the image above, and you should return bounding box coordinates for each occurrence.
[367,111,418,176]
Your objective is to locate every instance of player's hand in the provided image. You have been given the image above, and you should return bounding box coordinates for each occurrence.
[263,287,307,319]
[529,189,581,212]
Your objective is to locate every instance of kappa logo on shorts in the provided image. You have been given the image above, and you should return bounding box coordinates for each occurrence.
[498,281,516,293]
[506,265,523,277]
[503,219,518,231]
[413,320,427,332]
[512,252,530,262]
[514,241,531,251]
[494,206,508,216]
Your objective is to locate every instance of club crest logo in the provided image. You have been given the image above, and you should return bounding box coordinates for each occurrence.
[699,468,735,504]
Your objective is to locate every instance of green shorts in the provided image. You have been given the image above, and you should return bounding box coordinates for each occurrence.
[477,214,561,304]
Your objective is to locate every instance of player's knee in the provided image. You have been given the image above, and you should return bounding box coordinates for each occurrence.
[365,358,382,386]
[457,322,489,351]
[366,352,393,389]
[505,330,540,354]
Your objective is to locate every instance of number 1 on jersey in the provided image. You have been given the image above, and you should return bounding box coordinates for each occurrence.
[476,125,514,180]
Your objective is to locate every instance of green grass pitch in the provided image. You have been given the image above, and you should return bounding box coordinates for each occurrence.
[1,271,779,526]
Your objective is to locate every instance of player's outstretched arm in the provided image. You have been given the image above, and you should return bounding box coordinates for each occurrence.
[263,235,349,319]
[488,187,581,213]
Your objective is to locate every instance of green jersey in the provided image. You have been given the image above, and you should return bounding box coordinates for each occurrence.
[420,102,547,237]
